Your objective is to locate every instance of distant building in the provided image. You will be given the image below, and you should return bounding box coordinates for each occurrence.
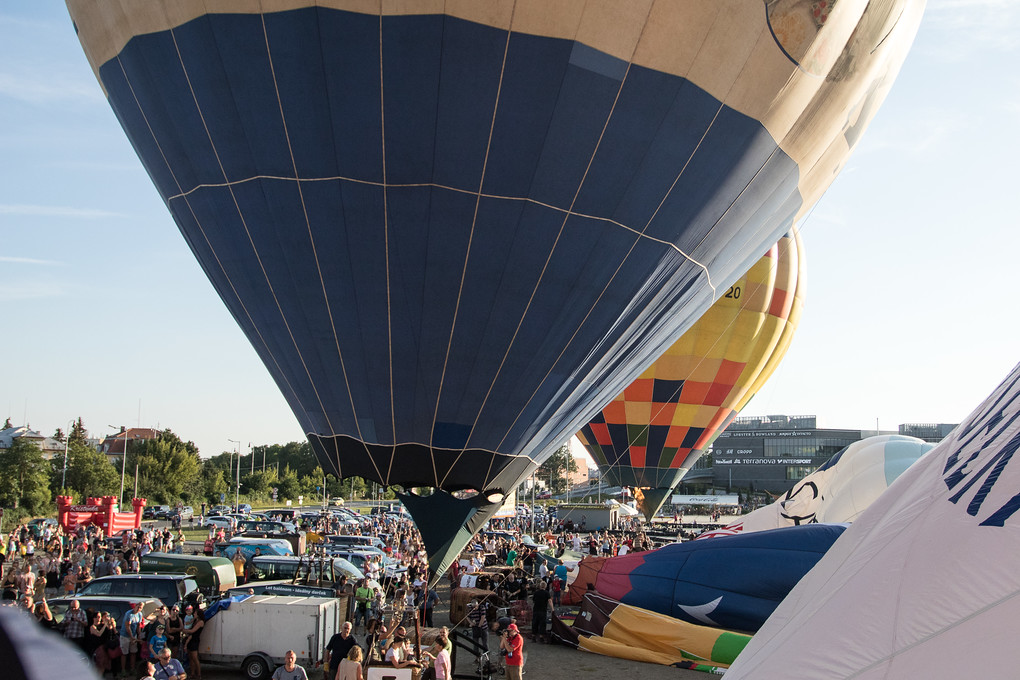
[897,422,958,442]
[99,428,158,465]
[0,425,65,460]
[567,462,590,487]
[704,415,957,495]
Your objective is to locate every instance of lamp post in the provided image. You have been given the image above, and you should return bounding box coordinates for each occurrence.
[61,419,73,491]
[108,425,127,508]
[227,438,240,510]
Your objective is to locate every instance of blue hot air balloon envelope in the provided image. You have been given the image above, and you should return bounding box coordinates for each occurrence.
[574,523,848,632]
[66,1,923,579]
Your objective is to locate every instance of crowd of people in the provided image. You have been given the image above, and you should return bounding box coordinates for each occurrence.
[0,500,678,679]
[1,521,187,601]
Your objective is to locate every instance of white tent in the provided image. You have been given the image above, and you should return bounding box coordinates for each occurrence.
[726,362,1020,679]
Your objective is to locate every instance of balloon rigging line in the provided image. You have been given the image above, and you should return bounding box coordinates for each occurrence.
[435,2,519,491]
[258,6,355,481]
[585,21,813,484]
[493,6,768,470]
[464,1,661,489]
[594,230,800,484]
[169,10,354,484]
[373,4,401,488]
[167,177,713,277]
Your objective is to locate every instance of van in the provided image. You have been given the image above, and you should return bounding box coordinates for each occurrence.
[249,555,374,585]
[75,574,201,610]
[323,548,405,578]
[139,552,237,595]
[215,538,294,561]
[324,534,386,551]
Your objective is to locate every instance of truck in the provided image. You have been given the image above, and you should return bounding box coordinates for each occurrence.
[199,595,343,679]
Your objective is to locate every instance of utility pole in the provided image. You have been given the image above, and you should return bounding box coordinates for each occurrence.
[228,439,240,510]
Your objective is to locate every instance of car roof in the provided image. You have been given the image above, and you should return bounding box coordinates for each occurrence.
[86,574,191,581]
[50,595,160,603]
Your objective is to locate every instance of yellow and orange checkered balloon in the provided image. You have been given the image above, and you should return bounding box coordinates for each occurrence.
[578,229,805,500]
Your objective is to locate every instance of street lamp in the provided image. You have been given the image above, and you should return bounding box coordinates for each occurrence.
[108,425,128,508]
[61,418,73,491]
[227,438,241,510]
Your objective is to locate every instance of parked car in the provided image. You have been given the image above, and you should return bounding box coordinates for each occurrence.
[236,503,253,514]
[204,515,238,530]
[323,534,386,551]
[210,504,232,515]
[74,574,202,610]
[48,595,161,626]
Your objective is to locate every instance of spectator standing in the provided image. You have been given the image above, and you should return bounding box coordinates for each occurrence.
[419,586,440,628]
[121,600,147,672]
[323,621,357,680]
[499,624,524,680]
[337,646,364,680]
[273,650,309,680]
[531,580,550,643]
[152,647,187,680]
[63,597,88,649]
[466,600,489,652]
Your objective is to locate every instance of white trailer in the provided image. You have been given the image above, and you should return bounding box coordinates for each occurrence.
[198,595,342,679]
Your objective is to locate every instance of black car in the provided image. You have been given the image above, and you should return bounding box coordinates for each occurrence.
[47,595,161,626]
[74,574,202,610]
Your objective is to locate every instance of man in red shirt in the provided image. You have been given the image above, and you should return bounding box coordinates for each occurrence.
[499,623,524,680]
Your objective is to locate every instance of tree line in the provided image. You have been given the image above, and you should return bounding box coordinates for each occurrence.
[0,418,396,522]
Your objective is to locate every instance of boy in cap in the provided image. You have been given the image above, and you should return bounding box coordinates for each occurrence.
[149,623,168,657]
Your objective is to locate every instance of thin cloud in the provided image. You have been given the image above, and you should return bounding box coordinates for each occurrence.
[0,204,126,219]
[0,281,63,301]
[0,256,61,266]
[0,72,104,107]
[921,0,1020,59]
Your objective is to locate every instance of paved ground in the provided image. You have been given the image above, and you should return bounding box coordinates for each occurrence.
[195,571,710,680]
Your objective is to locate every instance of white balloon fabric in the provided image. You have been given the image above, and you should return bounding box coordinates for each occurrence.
[701,435,934,537]
[725,362,1020,679]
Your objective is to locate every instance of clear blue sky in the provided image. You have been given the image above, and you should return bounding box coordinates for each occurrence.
[3,2,1017,461]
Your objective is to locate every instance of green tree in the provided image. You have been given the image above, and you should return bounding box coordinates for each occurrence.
[56,440,120,500]
[53,427,66,443]
[127,429,202,503]
[69,417,88,445]
[0,437,52,512]
[277,465,301,501]
[199,463,229,504]
[537,444,578,495]
[241,469,275,501]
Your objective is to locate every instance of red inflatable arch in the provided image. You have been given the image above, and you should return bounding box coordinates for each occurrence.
[56,495,146,534]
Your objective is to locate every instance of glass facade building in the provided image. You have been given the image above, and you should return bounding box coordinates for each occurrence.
[704,415,958,494]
